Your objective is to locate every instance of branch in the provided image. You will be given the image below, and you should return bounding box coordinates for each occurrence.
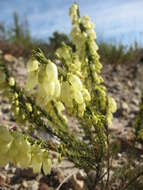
[56,171,78,190]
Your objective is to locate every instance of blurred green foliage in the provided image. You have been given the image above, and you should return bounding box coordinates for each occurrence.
[98,41,142,65]
[8,12,31,48]
[0,12,143,65]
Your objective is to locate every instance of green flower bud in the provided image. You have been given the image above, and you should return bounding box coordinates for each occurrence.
[14,92,18,99]
[8,77,15,86]
[15,100,19,106]
[15,107,20,115]
[26,103,33,112]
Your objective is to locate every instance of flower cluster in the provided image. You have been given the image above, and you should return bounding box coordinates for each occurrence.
[0,125,52,175]
[69,3,103,87]
[37,60,61,106]
[69,3,79,24]
[56,43,91,116]
[69,3,116,126]
[26,59,63,109]
[56,43,82,77]
[61,73,91,116]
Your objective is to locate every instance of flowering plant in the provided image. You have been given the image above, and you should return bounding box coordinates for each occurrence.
[0,3,117,189]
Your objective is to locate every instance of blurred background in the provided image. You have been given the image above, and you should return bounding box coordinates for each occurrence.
[0,0,143,64]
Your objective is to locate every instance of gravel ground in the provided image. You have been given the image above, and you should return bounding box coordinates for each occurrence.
[0,54,143,189]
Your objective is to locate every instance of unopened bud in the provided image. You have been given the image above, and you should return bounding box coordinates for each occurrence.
[26,103,32,112]
[9,77,15,86]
